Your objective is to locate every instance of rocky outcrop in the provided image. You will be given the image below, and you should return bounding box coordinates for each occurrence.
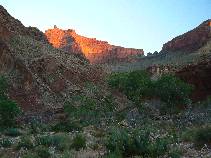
[45,27,144,64]
[0,5,49,43]
[0,5,106,116]
[175,60,211,101]
[146,61,211,102]
[162,20,211,53]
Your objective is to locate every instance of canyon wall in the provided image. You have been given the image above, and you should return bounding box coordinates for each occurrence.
[162,20,211,53]
[45,27,144,64]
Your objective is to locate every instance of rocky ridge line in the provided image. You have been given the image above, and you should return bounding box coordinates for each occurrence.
[45,27,144,64]
[162,19,211,53]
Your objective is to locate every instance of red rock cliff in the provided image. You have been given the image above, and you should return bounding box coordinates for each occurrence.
[162,20,211,53]
[45,27,144,64]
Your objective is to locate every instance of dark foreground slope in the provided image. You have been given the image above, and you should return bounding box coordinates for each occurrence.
[0,5,108,118]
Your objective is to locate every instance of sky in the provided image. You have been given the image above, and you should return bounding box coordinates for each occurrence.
[1,0,211,53]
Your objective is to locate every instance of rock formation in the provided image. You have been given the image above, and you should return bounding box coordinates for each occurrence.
[162,19,211,53]
[0,5,106,118]
[0,6,49,44]
[45,27,144,64]
[146,60,211,102]
[175,60,211,101]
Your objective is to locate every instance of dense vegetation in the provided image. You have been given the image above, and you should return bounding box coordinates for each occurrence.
[1,72,211,158]
[108,70,152,101]
[106,127,171,157]
[64,94,115,127]
[108,70,193,113]
[0,76,21,128]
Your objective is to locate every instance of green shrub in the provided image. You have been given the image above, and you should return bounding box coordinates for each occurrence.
[37,135,57,147]
[22,153,39,158]
[4,128,22,137]
[193,126,211,148]
[169,148,182,158]
[52,121,82,132]
[0,76,8,97]
[17,136,34,149]
[154,74,193,108]
[105,151,122,158]
[149,137,169,157]
[0,76,21,128]
[181,128,196,142]
[0,98,21,127]
[36,134,69,151]
[60,151,74,158]
[108,71,193,112]
[0,138,12,148]
[108,70,153,102]
[106,128,130,155]
[36,146,51,158]
[64,95,115,126]
[64,95,97,125]
[105,127,170,157]
[29,120,48,134]
[71,134,86,151]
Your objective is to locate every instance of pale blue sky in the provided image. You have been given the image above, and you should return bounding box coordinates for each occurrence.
[1,0,211,53]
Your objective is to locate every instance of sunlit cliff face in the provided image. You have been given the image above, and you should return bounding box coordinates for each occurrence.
[162,19,211,53]
[209,21,211,27]
[45,27,144,64]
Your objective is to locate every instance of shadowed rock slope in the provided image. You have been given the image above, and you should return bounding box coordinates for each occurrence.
[0,5,112,119]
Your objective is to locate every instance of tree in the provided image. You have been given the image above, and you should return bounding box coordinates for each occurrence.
[0,76,21,127]
[0,99,21,127]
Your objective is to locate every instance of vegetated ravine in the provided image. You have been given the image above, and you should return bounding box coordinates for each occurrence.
[1,5,211,158]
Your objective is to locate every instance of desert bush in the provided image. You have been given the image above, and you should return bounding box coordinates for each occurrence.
[148,137,169,157]
[101,95,116,113]
[108,71,153,102]
[36,146,51,158]
[61,151,73,158]
[36,135,53,147]
[17,136,34,150]
[108,71,193,113]
[106,128,130,155]
[105,127,170,157]
[64,95,97,125]
[71,134,86,151]
[193,126,211,148]
[64,95,115,126]
[181,128,196,142]
[0,138,12,148]
[0,99,21,127]
[168,148,182,158]
[0,76,8,97]
[22,153,38,158]
[36,134,69,151]
[29,119,50,134]
[105,151,122,158]
[0,76,21,127]
[51,121,82,132]
[154,74,193,108]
